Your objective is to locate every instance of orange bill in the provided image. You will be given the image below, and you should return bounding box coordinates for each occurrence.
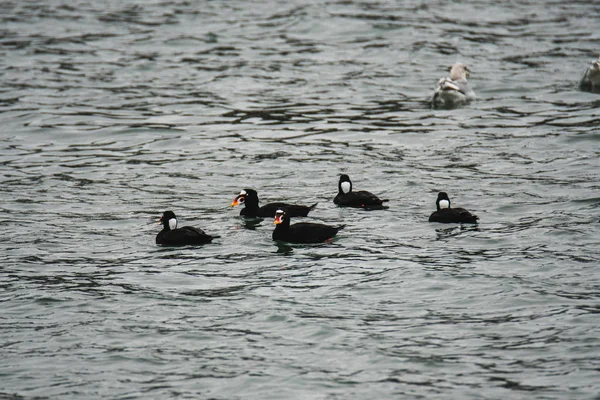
[230,195,243,207]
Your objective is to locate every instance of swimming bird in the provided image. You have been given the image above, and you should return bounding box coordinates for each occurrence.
[579,56,600,93]
[230,188,317,218]
[432,63,476,109]
[428,192,479,224]
[333,174,389,209]
[272,209,344,243]
[156,211,218,246]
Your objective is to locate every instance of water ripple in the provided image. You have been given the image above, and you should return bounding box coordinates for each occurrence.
[1,0,600,399]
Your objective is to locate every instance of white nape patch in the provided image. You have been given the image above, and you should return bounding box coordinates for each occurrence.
[341,181,351,194]
[168,218,177,230]
[439,199,450,209]
[240,190,247,195]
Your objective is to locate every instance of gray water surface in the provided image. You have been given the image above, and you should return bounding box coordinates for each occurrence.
[1,0,600,399]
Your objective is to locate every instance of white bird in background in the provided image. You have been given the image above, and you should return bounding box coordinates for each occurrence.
[579,55,600,93]
[432,63,476,109]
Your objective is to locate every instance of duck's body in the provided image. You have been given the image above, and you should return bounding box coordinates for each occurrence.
[231,189,317,218]
[432,63,475,109]
[272,209,344,244]
[333,174,388,209]
[156,211,217,246]
[428,192,478,224]
[580,56,600,93]
[429,208,479,224]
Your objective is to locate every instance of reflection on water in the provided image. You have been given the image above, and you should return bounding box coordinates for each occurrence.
[274,241,294,255]
[240,217,265,231]
[434,225,481,241]
[1,0,599,399]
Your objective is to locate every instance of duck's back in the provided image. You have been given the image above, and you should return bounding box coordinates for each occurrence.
[273,222,343,243]
[335,190,387,208]
[156,226,214,245]
[429,208,478,224]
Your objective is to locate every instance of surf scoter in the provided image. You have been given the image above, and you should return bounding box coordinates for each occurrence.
[432,63,476,109]
[156,211,218,246]
[230,188,317,218]
[333,174,389,209]
[272,209,344,243]
[428,192,479,224]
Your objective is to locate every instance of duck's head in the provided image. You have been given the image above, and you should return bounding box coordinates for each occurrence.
[274,209,287,225]
[436,192,451,210]
[338,174,352,194]
[159,211,177,230]
[230,188,258,207]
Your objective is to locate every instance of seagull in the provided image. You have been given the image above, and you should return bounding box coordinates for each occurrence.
[432,63,476,109]
[579,56,600,93]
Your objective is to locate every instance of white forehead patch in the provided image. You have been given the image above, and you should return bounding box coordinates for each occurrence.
[439,199,450,209]
[276,209,284,214]
[341,181,351,194]
[169,218,177,230]
[240,190,247,195]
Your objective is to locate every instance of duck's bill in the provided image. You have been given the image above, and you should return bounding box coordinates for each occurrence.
[230,196,243,207]
[274,215,283,225]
